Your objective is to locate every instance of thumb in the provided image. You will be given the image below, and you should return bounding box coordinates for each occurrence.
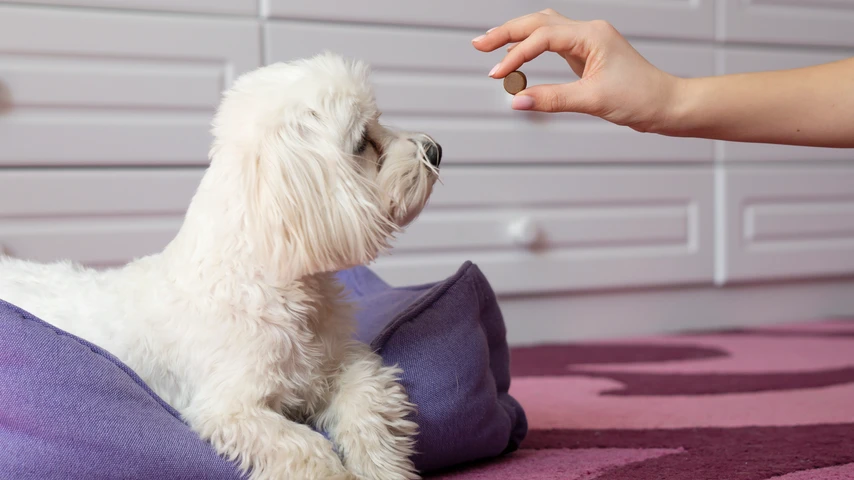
[511,82,593,113]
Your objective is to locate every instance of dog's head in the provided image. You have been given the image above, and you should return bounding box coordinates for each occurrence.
[209,52,440,278]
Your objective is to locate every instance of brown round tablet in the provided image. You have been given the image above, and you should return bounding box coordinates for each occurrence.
[503,71,527,95]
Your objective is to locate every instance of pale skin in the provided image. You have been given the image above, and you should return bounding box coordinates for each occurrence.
[472,9,854,148]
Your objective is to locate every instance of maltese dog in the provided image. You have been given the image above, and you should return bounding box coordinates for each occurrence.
[0,52,441,480]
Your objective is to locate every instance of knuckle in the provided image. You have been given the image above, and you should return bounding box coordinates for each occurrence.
[531,25,554,41]
[545,93,566,112]
[540,8,557,15]
[588,19,616,34]
[540,25,565,50]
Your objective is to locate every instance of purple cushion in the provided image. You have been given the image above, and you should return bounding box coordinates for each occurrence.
[337,261,527,472]
[0,261,525,477]
[0,300,244,479]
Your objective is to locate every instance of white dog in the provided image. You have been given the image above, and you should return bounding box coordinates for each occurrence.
[0,52,441,480]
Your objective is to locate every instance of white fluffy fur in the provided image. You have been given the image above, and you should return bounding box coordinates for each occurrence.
[0,53,440,480]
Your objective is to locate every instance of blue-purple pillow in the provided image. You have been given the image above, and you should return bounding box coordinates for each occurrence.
[0,300,244,480]
[0,261,525,477]
[337,261,527,472]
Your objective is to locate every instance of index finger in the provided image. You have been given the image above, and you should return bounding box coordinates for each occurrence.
[489,25,584,79]
[472,10,574,52]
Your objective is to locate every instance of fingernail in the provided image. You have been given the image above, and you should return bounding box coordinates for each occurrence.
[487,27,497,33]
[511,95,534,110]
[472,34,485,43]
[488,63,500,77]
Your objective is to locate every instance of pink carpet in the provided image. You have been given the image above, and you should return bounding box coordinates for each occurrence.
[427,319,854,480]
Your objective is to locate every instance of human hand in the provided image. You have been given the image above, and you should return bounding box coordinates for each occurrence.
[472,9,683,133]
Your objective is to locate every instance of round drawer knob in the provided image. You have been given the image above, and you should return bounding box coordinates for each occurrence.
[507,216,541,248]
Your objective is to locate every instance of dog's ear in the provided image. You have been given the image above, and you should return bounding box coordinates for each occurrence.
[246,106,397,280]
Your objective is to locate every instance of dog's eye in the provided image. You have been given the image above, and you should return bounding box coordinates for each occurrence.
[355,134,369,155]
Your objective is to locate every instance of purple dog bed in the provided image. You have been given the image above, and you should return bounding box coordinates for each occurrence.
[0,262,525,479]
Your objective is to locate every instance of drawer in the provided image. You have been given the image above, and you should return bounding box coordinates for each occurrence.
[719,0,854,48]
[2,167,715,295]
[266,22,714,164]
[372,166,715,295]
[0,169,201,265]
[0,6,260,167]
[265,0,715,41]
[718,165,854,283]
[717,48,854,163]
[6,0,258,15]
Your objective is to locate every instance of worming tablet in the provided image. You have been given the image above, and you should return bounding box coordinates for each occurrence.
[503,71,527,95]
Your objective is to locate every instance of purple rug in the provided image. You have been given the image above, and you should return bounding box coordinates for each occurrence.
[426,319,854,479]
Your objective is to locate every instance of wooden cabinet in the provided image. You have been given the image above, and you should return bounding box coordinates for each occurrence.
[0,5,260,166]
[10,0,258,15]
[264,0,716,41]
[0,169,199,265]
[718,166,854,283]
[372,167,714,295]
[719,0,854,48]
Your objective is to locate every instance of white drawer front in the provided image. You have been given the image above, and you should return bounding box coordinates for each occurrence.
[266,22,714,164]
[0,169,202,265]
[265,0,715,41]
[5,0,258,15]
[718,48,854,163]
[720,0,854,48]
[719,166,854,283]
[0,6,260,167]
[0,218,183,266]
[1,167,714,294]
[373,167,715,295]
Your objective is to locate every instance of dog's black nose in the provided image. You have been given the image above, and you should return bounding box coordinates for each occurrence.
[426,142,442,167]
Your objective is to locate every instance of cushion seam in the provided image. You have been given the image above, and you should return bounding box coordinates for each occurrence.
[371,261,474,351]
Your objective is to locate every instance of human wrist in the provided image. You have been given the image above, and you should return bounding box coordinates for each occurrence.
[646,74,697,137]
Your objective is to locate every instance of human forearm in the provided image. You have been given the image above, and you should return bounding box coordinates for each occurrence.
[659,58,854,148]
[475,10,854,148]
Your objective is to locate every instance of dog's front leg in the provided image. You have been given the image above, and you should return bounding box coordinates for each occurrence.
[184,401,354,480]
[314,343,420,480]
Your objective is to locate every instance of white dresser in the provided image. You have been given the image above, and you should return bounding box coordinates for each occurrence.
[2,0,853,344]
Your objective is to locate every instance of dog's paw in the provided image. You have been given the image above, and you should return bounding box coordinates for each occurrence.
[261,426,349,480]
[193,406,349,480]
[335,374,420,480]
[316,349,421,480]
[340,416,420,480]
[247,440,349,480]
